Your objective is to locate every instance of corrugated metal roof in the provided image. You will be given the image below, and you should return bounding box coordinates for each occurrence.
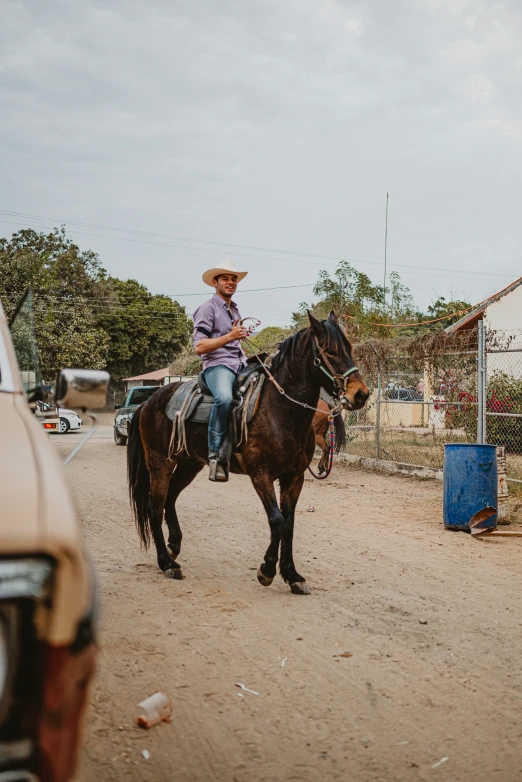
[123,367,170,381]
[445,275,522,333]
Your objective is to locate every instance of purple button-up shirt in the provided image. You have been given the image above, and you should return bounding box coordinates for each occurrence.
[193,294,247,373]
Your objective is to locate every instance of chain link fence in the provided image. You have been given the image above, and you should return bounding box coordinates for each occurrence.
[340,332,478,470]
[336,327,521,518]
[485,328,522,497]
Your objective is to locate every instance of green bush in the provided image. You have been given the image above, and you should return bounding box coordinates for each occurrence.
[445,372,522,453]
[485,372,522,454]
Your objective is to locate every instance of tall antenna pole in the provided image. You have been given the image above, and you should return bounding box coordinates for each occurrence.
[383,192,389,314]
[339,264,343,321]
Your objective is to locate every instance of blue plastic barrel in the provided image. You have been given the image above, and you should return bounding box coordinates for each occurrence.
[443,444,498,532]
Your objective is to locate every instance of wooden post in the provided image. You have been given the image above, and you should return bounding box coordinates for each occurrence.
[496,445,510,525]
[423,360,434,428]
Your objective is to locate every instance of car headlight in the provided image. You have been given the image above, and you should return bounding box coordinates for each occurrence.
[0,559,53,600]
[0,558,54,731]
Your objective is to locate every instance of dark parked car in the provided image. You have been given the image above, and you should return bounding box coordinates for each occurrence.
[385,386,423,402]
[113,386,159,445]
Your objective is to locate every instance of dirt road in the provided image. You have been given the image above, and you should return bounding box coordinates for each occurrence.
[53,423,522,782]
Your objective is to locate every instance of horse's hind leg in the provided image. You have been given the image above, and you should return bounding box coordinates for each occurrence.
[250,471,285,587]
[279,472,310,595]
[148,468,177,578]
[316,429,329,474]
[164,460,203,577]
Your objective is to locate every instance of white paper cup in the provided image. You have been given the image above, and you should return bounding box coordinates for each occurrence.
[135,692,172,728]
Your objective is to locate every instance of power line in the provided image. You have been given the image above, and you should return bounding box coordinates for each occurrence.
[30,305,288,322]
[0,208,379,263]
[0,218,342,269]
[0,213,517,282]
[22,282,314,303]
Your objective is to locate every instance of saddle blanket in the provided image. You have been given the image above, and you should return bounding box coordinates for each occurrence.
[165,366,265,432]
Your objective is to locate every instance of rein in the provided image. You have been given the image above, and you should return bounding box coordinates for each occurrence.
[250,348,341,416]
[244,332,359,418]
[242,330,358,480]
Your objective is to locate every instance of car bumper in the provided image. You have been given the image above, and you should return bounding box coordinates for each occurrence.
[115,412,133,436]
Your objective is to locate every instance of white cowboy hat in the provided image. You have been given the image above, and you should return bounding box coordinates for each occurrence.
[202,259,248,287]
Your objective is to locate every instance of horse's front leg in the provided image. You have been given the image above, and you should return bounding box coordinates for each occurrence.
[250,470,285,588]
[279,472,310,595]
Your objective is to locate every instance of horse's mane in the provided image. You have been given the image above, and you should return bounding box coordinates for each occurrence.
[270,329,307,370]
[270,320,351,371]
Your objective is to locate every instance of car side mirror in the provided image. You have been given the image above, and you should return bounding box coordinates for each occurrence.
[56,369,110,410]
[114,403,121,410]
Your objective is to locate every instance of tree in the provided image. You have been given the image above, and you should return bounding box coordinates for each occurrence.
[425,296,471,328]
[244,325,291,356]
[96,277,192,384]
[169,347,203,377]
[291,260,416,338]
[387,271,415,321]
[0,228,109,379]
[0,227,192,384]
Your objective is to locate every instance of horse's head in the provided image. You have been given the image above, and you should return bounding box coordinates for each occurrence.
[308,311,369,411]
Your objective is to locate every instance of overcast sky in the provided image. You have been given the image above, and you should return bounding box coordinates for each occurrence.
[1,0,521,326]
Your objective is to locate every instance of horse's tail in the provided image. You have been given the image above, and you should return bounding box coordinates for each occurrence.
[333,412,346,454]
[127,405,151,548]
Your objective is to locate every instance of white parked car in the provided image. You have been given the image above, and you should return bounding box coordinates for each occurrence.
[36,400,83,433]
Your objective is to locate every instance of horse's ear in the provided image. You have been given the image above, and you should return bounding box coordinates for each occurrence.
[327,311,338,325]
[307,311,325,337]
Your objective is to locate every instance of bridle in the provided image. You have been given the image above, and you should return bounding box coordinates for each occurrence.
[246,328,359,417]
[312,335,359,399]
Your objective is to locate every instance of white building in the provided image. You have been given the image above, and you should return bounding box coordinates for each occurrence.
[446,275,522,376]
[123,368,195,393]
[123,368,171,392]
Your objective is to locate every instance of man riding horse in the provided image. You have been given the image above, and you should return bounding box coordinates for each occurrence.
[192,260,248,482]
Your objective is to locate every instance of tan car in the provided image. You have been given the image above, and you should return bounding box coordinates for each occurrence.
[0,293,108,782]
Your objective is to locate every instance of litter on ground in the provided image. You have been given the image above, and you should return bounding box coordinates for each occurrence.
[235,683,259,696]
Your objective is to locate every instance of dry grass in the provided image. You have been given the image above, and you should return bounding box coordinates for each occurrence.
[343,425,522,522]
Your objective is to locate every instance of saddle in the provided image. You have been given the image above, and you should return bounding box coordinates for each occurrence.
[165,362,266,459]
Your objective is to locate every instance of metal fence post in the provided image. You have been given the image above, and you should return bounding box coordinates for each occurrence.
[482,325,487,443]
[477,320,485,444]
[375,368,382,459]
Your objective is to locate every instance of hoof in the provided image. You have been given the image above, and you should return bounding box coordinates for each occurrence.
[257,567,274,587]
[290,581,311,595]
[165,567,183,580]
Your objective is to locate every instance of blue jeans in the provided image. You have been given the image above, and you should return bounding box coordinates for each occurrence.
[204,365,236,453]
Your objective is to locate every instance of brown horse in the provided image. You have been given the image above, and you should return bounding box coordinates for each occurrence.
[311,399,347,475]
[127,312,368,595]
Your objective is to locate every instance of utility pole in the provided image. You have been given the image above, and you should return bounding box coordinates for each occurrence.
[383,192,389,314]
[338,260,347,325]
[339,262,343,321]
